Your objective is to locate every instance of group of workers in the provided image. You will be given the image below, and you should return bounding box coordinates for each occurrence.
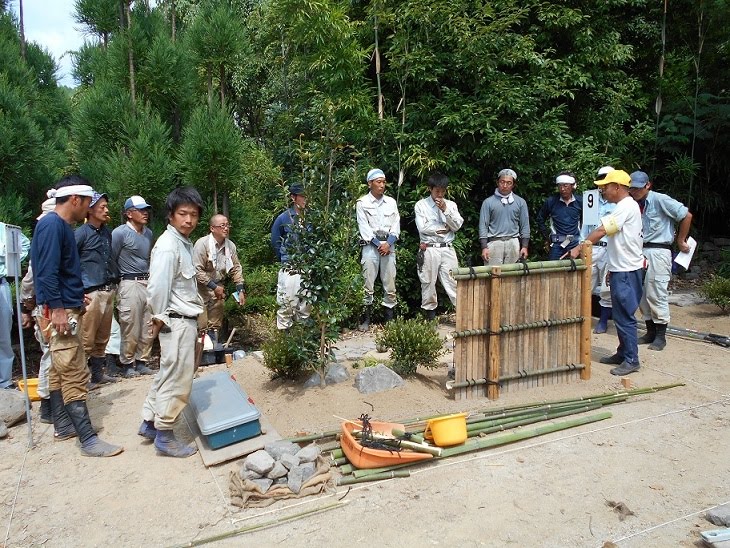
[0,164,692,457]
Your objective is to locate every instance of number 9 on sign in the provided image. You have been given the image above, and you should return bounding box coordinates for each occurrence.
[582,189,600,226]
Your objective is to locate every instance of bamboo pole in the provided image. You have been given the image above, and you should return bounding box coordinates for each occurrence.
[487,266,502,400]
[336,470,410,485]
[451,265,587,281]
[452,259,586,277]
[580,242,593,380]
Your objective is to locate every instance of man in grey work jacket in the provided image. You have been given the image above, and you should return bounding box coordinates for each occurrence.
[479,169,530,265]
[628,171,692,351]
[356,168,400,331]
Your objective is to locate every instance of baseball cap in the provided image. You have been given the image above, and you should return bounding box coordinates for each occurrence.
[366,168,386,182]
[594,169,631,187]
[289,183,305,196]
[596,166,614,180]
[629,171,650,189]
[124,195,151,210]
[90,192,108,208]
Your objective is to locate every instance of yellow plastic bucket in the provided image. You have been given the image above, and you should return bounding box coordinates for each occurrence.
[17,378,41,402]
[424,412,468,447]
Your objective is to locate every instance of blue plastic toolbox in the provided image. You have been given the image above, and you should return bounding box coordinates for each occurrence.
[188,371,261,449]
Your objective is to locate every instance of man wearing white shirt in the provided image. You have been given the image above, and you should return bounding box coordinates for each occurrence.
[414,172,463,320]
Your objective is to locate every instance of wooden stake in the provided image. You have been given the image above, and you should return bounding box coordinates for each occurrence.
[487,266,502,400]
[580,243,593,380]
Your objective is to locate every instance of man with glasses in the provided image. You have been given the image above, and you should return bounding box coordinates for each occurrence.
[628,171,692,351]
[193,214,246,342]
[569,170,643,376]
[537,171,582,261]
[112,195,155,377]
[479,168,531,265]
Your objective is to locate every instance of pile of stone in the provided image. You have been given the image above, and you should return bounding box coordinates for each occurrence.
[240,440,321,494]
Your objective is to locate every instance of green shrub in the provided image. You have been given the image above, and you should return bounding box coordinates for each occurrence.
[700,275,730,313]
[262,322,324,379]
[375,318,446,377]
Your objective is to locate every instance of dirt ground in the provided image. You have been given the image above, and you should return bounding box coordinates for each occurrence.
[1,298,729,547]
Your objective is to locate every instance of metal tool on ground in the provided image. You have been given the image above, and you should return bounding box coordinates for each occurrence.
[662,325,730,348]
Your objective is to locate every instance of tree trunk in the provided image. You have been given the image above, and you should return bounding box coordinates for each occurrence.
[171,0,176,42]
[222,193,229,219]
[207,65,213,107]
[219,63,226,106]
[19,0,26,61]
[374,14,383,120]
[126,1,136,109]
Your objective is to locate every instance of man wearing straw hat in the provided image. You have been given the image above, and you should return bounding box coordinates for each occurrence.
[479,169,530,265]
[568,170,643,376]
[356,168,401,331]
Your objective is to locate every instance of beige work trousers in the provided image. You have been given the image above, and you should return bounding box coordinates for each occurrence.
[141,317,197,430]
[117,279,153,365]
[591,245,612,308]
[48,308,89,403]
[640,247,672,324]
[418,246,458,310]
[485,238,519,265]
[361,246,397,308]
[80,288,116,358]
[200,288,225,331]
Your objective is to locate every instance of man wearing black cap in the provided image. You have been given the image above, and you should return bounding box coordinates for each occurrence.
[111,195,155,377]
[628,171,692,351]
[75,191,119,387]
[271,184,311,330]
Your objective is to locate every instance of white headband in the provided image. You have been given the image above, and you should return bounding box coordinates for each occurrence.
[556,174,576,185]
[53,185,95,198]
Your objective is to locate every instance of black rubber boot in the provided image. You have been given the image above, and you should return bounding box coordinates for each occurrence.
[638,320,656,344]
[122,364,140,378]
[649,323,667,351]
[358,307,371,332]
[105,354,123,377]
[135,360,154,375]
[424,309,437,321]
[64,400,123,457]
[594,306,612,334]
[39,397,52,424]
[154,429,197,458]
[138,420,157,441]
[49,390,76,441]
[383,307,394,323]
[90,356,118,385]
[599,353,624,365]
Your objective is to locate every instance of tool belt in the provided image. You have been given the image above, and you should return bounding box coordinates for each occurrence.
[487,235,517,242]
[643,242,673,250]
[422,242,452,248]
[374,230,388,240]
[121,273,150,281]
[169,312,197,321]
[594,241,608,247]
[86,283,118,293]
[550,234,576,244]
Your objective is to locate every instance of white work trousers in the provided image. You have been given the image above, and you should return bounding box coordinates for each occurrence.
[591,245,612,308]
[276,269,311,330]
[640,247,672,324]
[485,239,519,265]
[361,245,397,308]
[142,317,197,430]
[419,246,458,310]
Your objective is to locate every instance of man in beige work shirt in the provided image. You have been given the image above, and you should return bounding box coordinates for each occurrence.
[193,214,245,341]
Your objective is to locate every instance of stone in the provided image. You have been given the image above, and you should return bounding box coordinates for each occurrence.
[713,237,730,247]
[0,421,7,439]
[251,351,264,363]
[706,504,730,527]
[324,363,350,385]
[242,468,262,481]
[303,372,322,389]
[0,389,26,427]
[287,465,307,494]
[264,440,300,460]
[279,452,300,470]
[702,241,717,252]
[273,476,288,485]
[266,461,288,479]
[680,271,701,280]
[251,478,273,493]
[244,450,275,475]
[300,461,316,483]
[668,292,706,307]
[295,444,321,463]
[353,363,404,394]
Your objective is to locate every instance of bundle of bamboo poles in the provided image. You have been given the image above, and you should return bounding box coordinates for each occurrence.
[287,384,682,485]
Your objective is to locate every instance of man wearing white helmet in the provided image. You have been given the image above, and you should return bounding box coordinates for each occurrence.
[479,168,530,265]
[356,168,400,331]
[537,171,583,261]
[580,166,618,333]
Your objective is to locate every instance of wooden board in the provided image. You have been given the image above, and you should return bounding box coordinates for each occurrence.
[182,406,282,467]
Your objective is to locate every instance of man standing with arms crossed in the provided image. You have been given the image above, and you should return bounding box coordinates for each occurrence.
[76,192,119,387]
[569,170,644,376]
[479,169,530,265]
[32,175,123,456]
[628,171,692,351]
[414,172,463,320]
[356,169,400,331]
[112,195,155,377]
[139,187,204,458]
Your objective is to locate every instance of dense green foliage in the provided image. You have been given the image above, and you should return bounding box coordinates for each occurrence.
[700,275,730,314]
[375,317,446,376]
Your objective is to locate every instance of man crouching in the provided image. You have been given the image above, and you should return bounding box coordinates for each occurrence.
[138,188,204,457]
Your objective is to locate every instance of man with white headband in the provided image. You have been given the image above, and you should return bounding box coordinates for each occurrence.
[479,168,530,265]
[356,168,400,331]
[31,175,123,456]
[537,171,583,261]
[580,166,617,333]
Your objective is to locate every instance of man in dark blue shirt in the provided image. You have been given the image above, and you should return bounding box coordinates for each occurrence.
[537,172,583,260]
[32,175,123,458]
[75,192,119,387]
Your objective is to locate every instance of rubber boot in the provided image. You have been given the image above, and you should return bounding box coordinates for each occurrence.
[138,420,157,441]
[383,306,394,323]
[90,356,118,385]
[105,354,123,377]
[135,360,154,375]
[638,320,656,345]
[39,397,52,424]
[594,306,612,334]
[122,364,140,378]
[65,400,123,457]
[358,307,371,332]
[154,429,197,458]
[424,309,436,321]
[50,390,76,440]
[649,323,667,351]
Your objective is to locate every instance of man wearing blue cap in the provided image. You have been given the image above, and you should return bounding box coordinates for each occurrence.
[628,171,692,351]
[569,169,644,376]
[271,184,311,330]
[356,168,400,331]
[112,195,155,377]
[76,191,119,387]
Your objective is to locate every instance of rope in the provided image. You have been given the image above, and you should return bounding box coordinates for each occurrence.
[4,444,31,546]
